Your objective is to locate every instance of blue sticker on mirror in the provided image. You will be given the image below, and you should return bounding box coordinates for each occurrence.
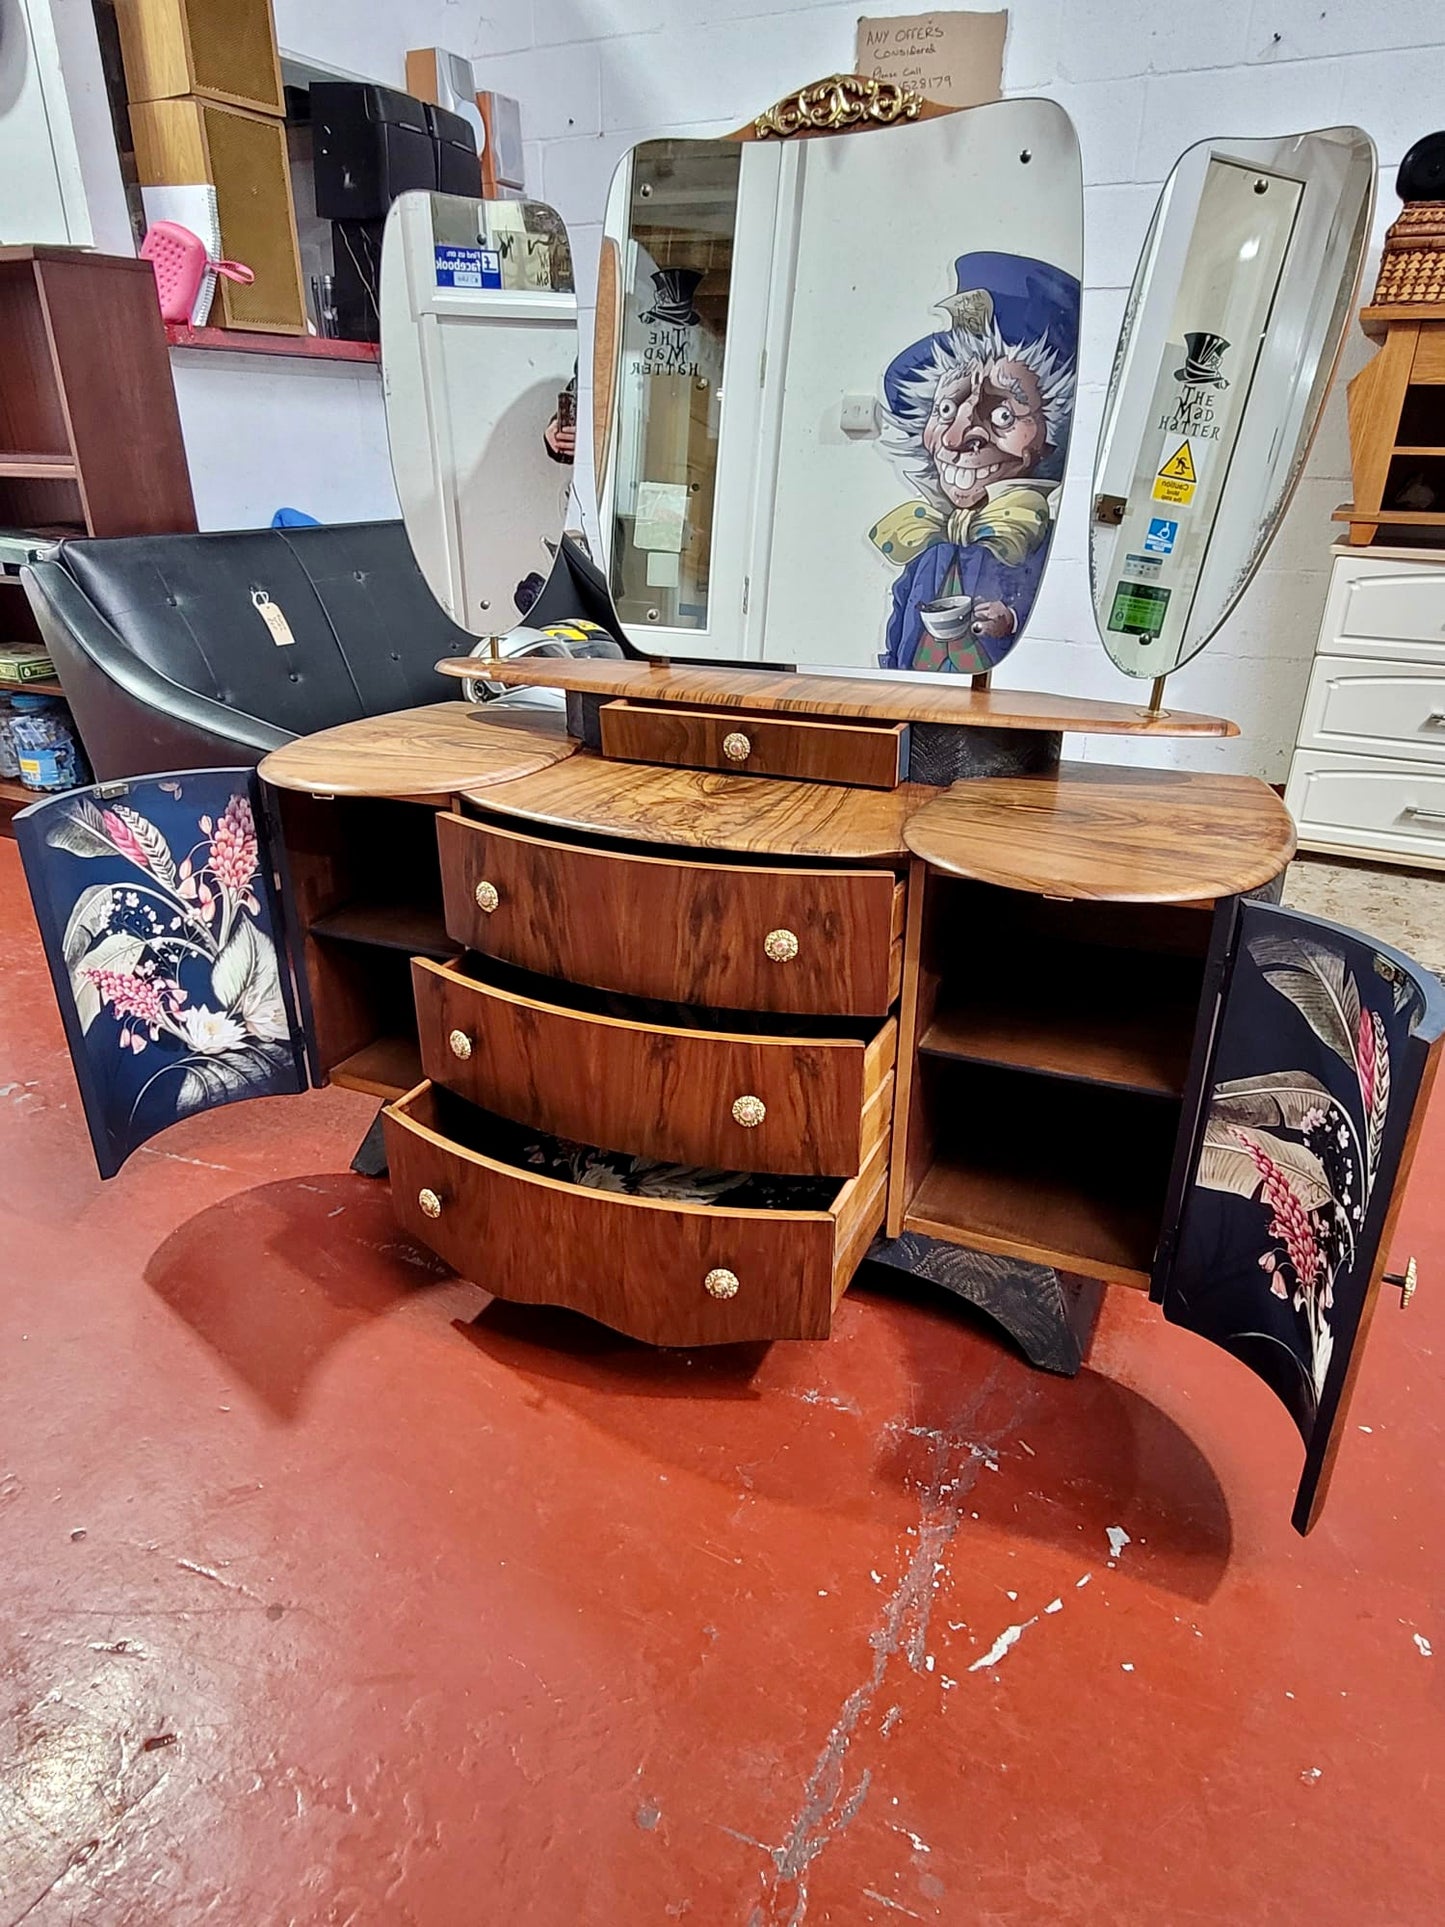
[1144,516,1179,554]
[435,245,502,290]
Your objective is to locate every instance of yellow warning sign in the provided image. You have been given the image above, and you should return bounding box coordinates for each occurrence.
[1152,439,1197,504]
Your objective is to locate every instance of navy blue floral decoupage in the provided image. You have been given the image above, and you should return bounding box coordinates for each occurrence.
[19,772,307,1177]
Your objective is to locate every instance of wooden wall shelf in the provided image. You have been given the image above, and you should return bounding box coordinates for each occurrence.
[165,325,381,363]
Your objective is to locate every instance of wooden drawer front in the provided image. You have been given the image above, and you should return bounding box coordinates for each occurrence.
[1285,752,1445,864]
[1297,655,1445,761]
[1326,561,1445,660]
[413,958,896,1176]
[383,1083,889,1344]
[438,813,903,1015]
[598,700,908,789]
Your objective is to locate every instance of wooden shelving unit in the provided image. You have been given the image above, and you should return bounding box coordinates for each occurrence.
[0,248,196,540]
[1342,312,1445,544]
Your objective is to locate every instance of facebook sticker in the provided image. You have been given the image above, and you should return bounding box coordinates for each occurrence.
[1144,517,1178,555]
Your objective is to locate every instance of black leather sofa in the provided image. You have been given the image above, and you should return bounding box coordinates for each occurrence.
[21,520,623,782]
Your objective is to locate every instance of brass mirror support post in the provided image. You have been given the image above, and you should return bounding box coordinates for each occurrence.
[1148,674,1169,716]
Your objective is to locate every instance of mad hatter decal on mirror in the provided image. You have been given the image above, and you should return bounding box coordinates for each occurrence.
[593,97,1083,672]
[871,252,1079,674]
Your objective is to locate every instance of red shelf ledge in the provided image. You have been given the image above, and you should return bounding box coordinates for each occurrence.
[165,325,380,364]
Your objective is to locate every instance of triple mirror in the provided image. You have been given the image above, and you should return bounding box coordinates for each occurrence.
[381,100,1376,698]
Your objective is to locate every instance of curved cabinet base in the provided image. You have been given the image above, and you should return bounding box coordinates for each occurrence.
[866,1231,1105,1376]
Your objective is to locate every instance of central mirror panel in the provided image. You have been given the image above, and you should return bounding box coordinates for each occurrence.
[381,190,579,638]
[596,100,1083,676]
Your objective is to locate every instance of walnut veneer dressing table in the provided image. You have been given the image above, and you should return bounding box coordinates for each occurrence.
[254,651,1438,1536]
[21,86,1441,1538]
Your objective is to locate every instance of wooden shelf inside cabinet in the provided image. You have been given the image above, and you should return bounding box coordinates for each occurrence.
[920,973,1198,1098]
[328,1035,424,1100]
[309,899,455,958]
[900,1058,1176,1288]
[904,1149,1161,1289]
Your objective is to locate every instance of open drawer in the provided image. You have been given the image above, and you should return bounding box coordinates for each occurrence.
[413,954,896,1177]
[383,1082,889,1345]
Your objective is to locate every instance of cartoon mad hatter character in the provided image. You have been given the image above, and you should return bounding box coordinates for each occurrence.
[871,252,1079,674]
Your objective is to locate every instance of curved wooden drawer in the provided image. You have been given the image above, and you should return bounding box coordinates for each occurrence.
[413,957,896,1177]
[437,812,903,1016]
[383,1083,889,1345]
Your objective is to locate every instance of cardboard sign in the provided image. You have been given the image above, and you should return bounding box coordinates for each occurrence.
[854,10,1006,108]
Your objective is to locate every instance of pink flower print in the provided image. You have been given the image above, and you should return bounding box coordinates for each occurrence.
[208,795,258,898]
[101,810,154,874]
[88,968,170,1029]
[87,967,183,1050]
[1237,1131,1323,1291]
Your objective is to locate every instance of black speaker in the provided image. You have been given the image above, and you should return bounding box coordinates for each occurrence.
[427,102,481,198]
[331,217,385,342]
[1398,132,1445,205]
[312,82,476,221]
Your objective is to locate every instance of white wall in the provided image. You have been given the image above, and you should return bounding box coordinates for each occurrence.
[47,0,1445,772]
[466,0,1445,778]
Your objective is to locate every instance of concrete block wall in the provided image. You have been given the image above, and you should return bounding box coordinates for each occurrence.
[466,1,1445,777]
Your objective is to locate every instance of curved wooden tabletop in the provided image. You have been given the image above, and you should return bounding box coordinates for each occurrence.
[435,658,1240,738]
[258,701,576,798]
[904,763,1297,902]
[466,751,932,860]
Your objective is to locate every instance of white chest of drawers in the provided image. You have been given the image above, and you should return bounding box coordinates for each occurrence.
[1286,545,1445,868]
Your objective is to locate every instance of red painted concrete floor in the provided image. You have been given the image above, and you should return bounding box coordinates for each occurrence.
[1,837,1442,1927]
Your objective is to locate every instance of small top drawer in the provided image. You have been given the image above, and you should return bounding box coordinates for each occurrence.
[597,700,908,790]
[437,813,904,1016]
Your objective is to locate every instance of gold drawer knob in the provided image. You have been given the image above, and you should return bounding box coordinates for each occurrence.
[1386,1256,1419,1308]
[448,1029,473,1061]
[764,927,798,963]
[722,730,752,762]
[418,1187,443,1220]
[731,1094,766,1128]
[474,880,500,913]
[704,1267,740,1300]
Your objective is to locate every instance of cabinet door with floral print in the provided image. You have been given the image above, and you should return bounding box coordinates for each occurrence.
[1159,901,1444,1533]
[17,770,310,1179]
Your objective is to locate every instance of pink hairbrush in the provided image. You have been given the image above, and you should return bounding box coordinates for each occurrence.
[140,221,255,326]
